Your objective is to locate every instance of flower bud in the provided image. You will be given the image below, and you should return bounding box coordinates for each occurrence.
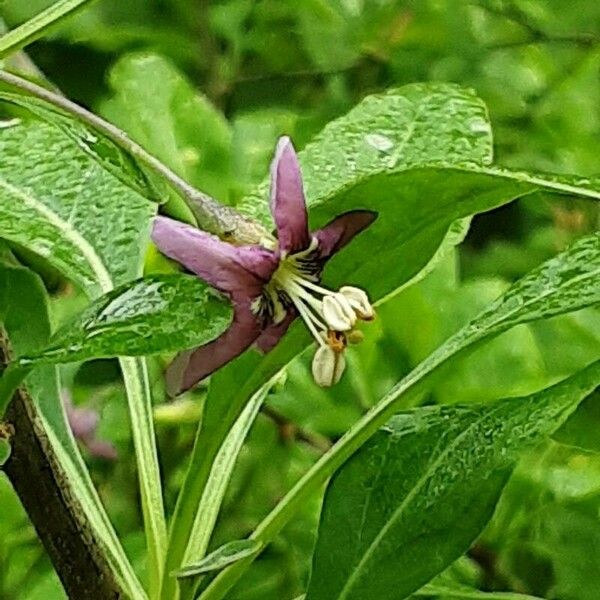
[346,329,364,345]
[340,286,375,320]
[322,293,356,331]
[311,345,346,387]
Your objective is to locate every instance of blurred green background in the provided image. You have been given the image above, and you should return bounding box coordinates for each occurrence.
[1,1,600,598]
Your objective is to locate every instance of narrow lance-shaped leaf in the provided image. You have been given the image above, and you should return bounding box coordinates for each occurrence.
[306,360,600,599]
[17,275,233,367]
[182,375,282,567]
[0,117,155,296]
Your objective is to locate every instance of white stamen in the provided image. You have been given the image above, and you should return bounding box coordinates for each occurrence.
[289,298,328,348]
[311,345,346,387]
[340,286,375,320]
[260,241,373,379]
[322,294,356,331]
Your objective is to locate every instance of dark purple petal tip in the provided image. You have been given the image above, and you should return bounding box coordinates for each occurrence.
[315,210,378,259]
[166,302,262,396]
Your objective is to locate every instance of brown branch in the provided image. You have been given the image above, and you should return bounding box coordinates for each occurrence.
[0,328,125,599]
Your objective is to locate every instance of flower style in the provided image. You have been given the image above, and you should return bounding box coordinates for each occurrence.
[152,136,377,396]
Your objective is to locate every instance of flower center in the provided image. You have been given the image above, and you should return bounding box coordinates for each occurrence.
[259,238,374,352]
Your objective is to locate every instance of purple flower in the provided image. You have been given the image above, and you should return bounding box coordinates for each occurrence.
[152,136,377,395]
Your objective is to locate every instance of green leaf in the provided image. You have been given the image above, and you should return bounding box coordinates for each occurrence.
[18,275,233,367]
[0,117,155,296]
[182,376,279,567]
[0,91,164,202]
[102,52,232,204]
[171,85,600,600]
[553,391,600,453]
[0,262,146,599]
[198,232,600,600]
[305,363,600,600]
[297,0,405,72]
[297,0,364,70]
[0,0,96,57]
[175,540,261,579]
[240,83,600,300]
[381,265,547,404]
[164,86,495,590]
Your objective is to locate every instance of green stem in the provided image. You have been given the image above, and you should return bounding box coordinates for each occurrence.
[0,0,98,58]
[120,357,167,599]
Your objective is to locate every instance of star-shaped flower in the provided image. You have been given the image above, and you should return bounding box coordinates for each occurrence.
[152,136,377,395]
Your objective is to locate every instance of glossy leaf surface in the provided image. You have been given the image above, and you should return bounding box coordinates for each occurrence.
[0,117,155,296]
[19,275,233,366]
[306,362,600,600]
[240,84,600,300]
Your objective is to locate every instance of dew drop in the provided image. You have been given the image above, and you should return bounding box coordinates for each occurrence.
[468,117,491,135]
[364,133,394,153]
[0,118,21,129]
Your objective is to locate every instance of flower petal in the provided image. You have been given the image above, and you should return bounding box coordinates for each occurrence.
[255,310,296,353]
[85,439,118,461]
[152,216,277,295]
[65,400,99,439]
[270,136,310,254]
[165,301,262,395]
[314,210,377,260]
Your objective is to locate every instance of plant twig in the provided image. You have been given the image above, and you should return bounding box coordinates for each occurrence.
[0,0,99,58]
[0,328,125,599]
[0,69,268,244]
[261,405,332,453]
[486,34,598,51]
